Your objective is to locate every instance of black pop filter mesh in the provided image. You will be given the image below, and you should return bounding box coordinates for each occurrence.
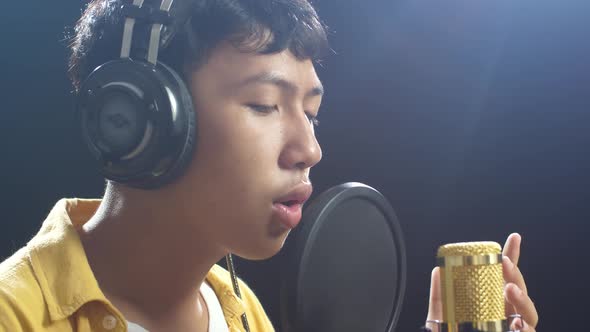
[280,182,406,332]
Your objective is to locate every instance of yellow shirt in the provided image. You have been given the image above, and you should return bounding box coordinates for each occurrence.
[0,199,274,332]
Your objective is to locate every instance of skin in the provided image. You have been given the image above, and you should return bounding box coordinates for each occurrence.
[79,41,323,332]
[426,233,539,331]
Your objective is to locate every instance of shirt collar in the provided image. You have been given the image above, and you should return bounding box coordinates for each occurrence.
[26,198,111,322]
[26,198,248,329]
[206,264,247,331]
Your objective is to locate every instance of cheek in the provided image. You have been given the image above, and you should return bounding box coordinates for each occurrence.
[187,104,283,216]
[196,104,282,175]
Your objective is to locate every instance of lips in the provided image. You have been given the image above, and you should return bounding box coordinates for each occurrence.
[274,184,313,206]
[272,184,313,229]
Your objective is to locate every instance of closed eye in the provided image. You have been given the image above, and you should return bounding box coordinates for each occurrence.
[246,104,278,114]
[246,104,319,126]
[306,112,320,127]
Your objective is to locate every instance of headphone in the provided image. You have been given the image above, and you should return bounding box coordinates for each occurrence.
[76,0,196,189]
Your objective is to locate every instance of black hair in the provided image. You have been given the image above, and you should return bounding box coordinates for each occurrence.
[68,0,330,91]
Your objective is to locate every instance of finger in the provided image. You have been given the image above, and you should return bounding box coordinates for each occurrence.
[502,233,521,266]
[510,318,536,332]
[502,255,528,295]
[505,283,539,328]
[508,314,525,331]
[427,267,443,321]
[521,320,536,332]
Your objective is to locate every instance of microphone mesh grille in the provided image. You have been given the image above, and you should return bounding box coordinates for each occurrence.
[438,241,505,323]
[450,263,505,321]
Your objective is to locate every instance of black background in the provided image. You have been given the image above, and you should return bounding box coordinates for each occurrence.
[2,0,589,331]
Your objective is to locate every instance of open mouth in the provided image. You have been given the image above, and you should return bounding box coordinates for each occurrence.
[274,184,312,210]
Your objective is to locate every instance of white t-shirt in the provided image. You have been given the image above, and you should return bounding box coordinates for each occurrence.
[126,281,229,332]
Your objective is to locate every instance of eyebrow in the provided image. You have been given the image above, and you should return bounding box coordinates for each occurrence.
[234,71,324,98]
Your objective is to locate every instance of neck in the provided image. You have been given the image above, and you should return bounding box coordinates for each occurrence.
[79,182,226,327]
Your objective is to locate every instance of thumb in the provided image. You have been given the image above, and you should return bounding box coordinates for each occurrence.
[427,267,443,321]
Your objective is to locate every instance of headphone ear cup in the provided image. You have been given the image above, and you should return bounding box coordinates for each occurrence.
[146,62,197,188]
[76,59,197,189]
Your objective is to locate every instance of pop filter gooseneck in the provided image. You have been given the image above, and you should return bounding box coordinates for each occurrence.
[280,182,406,332]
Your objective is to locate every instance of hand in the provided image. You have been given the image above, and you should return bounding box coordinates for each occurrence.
[426,233,538,332]
[502,233,538,331]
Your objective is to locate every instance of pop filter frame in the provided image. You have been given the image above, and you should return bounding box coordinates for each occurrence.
[280,182,406,332]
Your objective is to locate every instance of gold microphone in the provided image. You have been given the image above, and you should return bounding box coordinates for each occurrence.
[436,242,508,332]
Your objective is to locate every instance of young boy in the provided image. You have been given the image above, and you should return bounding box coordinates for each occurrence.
[0,0,539,331]
[0,0,327,331]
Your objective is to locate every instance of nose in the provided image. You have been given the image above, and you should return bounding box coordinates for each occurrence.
[279,111,322,170]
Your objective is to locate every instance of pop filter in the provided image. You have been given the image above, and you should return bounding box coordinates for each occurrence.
[280,182,406,332]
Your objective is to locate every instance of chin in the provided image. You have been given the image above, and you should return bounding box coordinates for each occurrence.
[236,231,290,261]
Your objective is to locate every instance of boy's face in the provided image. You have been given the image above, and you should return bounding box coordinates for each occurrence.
[167,41,323,260]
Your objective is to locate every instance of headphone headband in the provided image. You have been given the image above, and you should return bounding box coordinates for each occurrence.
[121,2,173,25]
[120,0,175,64]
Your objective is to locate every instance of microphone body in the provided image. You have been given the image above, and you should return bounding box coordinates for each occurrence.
[437,242,508,332]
